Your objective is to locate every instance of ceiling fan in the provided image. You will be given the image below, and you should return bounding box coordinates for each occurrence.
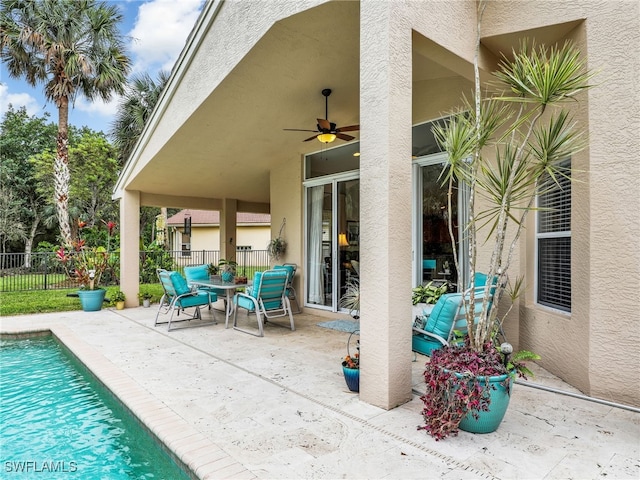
[284,88,359,143]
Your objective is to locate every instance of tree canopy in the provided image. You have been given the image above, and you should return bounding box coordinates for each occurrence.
[1,0,131,246]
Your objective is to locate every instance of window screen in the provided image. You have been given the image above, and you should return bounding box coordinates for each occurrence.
[536,160,571,311]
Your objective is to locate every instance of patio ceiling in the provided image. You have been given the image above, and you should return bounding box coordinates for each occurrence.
[125,1,459,210]
[120,0,582,212]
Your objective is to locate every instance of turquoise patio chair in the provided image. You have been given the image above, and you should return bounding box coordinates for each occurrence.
[273,263,301,313]
[233,269,294,337]
[422,259,436,281]
[412,279,495,356]
[155,269,217,331]
[184,264,225,307]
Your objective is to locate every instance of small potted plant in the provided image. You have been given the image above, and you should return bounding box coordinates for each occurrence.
[218,259,237,282]
[138,291,152,308]
[111,289,126,310]
[412,281,448,305]
[267,218,287,260]
[341,330,360,392]
[412,281,448,318]
[267,237,287,260]
[339,279,360,319]
[207,263,220,281]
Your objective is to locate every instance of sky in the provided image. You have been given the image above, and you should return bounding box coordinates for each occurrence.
[0,0,205,135]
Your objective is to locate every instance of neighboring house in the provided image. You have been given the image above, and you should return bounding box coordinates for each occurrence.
[166,209,271,255]
[114,1,640,409]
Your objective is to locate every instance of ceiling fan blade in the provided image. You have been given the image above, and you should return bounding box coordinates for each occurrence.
[336,133,355,142]
[336,124,359,133]
[317,118,331,131]
[303,134,319,142]
[283,128,318,132]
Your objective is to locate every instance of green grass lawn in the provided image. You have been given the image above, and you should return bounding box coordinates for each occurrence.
[0,284,164,316]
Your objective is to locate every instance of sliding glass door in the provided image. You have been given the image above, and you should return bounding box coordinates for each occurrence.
[413,153,465,291]
[305,176,359,311]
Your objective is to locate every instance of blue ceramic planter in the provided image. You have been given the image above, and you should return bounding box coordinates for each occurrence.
[458,373,513,434]
[221,271,235,283]
[342,366,359,392]
[77,289,106,312]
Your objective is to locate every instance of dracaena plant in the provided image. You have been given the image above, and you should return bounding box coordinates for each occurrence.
[419,1,591,441]
[433,4,594,353]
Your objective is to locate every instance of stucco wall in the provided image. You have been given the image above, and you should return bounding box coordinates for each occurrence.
[171,225,270,253]
[482,0,640,406]
[270,155,304,298]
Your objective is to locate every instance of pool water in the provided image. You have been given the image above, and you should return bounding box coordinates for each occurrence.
[0,336,190,479]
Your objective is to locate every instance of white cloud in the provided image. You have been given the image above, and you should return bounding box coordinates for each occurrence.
[74,94,121,117]
[128,0,204,73]
[0,83,41,117]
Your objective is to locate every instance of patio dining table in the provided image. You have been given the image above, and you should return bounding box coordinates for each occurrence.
[189,279,252,328]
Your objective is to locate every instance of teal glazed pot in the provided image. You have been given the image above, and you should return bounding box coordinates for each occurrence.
[77,289,106,312]
[458,373,513,434]
[342,366,360,392]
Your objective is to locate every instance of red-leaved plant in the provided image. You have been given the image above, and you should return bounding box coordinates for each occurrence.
[419,340,538,440]
[56,219,117,290]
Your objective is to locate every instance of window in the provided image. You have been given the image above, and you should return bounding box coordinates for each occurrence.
[536,159,571,312]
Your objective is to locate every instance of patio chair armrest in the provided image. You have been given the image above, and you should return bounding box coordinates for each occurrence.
[412,325,449,347]
[234,291,259,309]
[175,290,210,303]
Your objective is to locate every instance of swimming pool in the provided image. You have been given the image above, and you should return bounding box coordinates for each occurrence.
[0,335,190,479]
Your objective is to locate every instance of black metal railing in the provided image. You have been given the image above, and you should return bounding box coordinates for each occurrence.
[0,249,272,292]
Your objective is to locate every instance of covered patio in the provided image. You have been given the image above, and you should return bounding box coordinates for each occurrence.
[2,308,637,479]
[114,0,640,411]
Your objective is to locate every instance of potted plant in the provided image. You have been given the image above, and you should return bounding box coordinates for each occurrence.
[339,278,360,319]
[56,219,117,311]
[341,330,360,392]
[111,289,126,310]
[267,218,287,260]
[267,237,286,260]
[138,291,152,308]
[418,1,593,439]
[412,281,448,315]
[419,340,538,440]
[218,259,237,282]
[207,263,220,281]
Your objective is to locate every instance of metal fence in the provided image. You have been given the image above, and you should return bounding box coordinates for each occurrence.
[0,249,271,292]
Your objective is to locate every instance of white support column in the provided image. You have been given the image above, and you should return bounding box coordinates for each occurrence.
[120,189,140,308]
[220,199,238,262]
[359,1,413,409]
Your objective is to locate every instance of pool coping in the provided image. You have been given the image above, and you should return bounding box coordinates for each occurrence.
[1,325,255,480]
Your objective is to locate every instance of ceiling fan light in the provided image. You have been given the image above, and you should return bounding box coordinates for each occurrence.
[317,133,336,143]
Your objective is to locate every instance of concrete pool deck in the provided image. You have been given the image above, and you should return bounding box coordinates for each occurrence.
[1,307,638,479]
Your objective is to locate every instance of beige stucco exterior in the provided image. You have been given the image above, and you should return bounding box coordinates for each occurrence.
[115,0,640,408]
[166,211,271,252]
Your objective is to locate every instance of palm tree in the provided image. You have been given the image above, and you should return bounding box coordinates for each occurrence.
[0,0,131,246]
[110,70,170,163]
[109,70,170,247]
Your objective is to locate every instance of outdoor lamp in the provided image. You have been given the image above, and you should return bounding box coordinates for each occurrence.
[317,133,336,143]
[500,342,513,367]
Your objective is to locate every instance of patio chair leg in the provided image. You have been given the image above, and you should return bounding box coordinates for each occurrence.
[285,297,295,331]
[289,287,302,314]
[233,302,264,337]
